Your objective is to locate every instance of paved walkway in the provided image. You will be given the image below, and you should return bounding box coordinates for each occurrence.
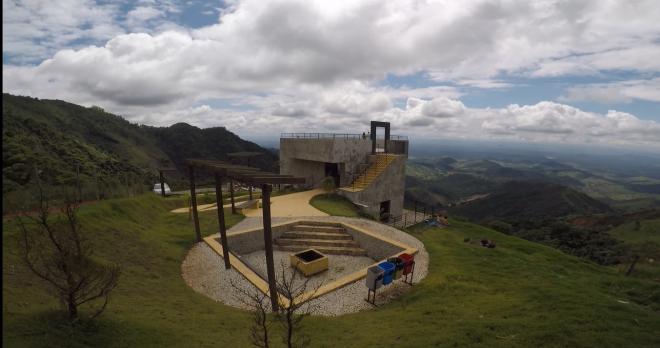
[170,189,328,217]
[243,189,328,218]
[170,202,232,214]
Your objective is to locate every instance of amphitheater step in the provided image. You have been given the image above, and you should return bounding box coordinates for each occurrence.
[281,231,353,240]
[292,225,346,233]
[275,238,358,247]
[278,244,368,256]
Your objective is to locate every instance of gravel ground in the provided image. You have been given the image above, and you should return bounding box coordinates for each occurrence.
[240,250,375,291]
[181,216,429,316]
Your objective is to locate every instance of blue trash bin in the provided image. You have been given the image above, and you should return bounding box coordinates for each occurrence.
[378,261,395,285]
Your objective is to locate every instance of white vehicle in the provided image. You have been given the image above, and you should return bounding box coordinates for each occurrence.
[153,183,172,195]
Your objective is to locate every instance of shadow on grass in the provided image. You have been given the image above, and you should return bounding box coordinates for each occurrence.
[3,310,179,348]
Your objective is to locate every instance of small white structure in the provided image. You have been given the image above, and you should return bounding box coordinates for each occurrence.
[153,183,172,195]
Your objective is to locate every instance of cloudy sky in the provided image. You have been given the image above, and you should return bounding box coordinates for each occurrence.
[3,0,660,149]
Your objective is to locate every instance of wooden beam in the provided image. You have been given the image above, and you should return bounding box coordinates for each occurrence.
[261,184,279,312]
[243,177,306,185]
[188,165,201,242]
[214,173,230,269]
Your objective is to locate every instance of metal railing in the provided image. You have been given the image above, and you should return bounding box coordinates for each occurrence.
[384,201,443,229]
[350,153,395,190]
[281,132,408,140]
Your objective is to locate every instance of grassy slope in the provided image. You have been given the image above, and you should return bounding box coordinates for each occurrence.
[2,194,249,347]
[3,195,660,347]
[309,194,360,217]
[608,218,660,282]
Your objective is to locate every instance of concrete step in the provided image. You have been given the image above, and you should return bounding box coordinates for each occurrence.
[295,221,343,227]
[292,225,346,233]
[276,238,358,247]
[281,231,353,240]
[277,245,368,256]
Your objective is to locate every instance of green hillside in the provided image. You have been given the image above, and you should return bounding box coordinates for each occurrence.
[452,181,612,221]
[608,218,660,282]
[2,94,277,211]
[3,194,659,347]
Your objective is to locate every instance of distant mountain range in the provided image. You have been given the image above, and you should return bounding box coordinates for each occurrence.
[2,94,277,194]
[450,180,612,221]
[406,155,660,211]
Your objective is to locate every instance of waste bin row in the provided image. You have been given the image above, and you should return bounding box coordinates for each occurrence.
[366,253,415,290]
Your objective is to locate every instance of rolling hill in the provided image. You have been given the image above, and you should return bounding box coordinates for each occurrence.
[2,94,277,209]
[451,181,612,221]
[2,194,659,346]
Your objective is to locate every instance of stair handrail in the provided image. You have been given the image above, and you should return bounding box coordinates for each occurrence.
[351,153,394,190]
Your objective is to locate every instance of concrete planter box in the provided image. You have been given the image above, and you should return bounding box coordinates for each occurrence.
[290,249,329,277]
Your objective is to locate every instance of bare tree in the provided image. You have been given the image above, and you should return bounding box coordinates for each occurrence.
[275,261,321,348]
[230,279,272,348]
[16,187,121,321]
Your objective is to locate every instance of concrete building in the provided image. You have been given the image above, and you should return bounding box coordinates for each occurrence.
[279,121,408,221]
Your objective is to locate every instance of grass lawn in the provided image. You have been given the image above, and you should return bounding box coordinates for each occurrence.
[3,194,660,347]
[309,193,360,217]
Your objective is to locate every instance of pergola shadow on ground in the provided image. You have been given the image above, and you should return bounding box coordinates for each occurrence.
[186,158,305,311]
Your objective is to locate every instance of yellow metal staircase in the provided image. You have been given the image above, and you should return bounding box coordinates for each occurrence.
[342,154,396,192]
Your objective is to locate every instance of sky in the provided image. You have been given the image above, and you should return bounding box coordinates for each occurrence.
[3,0,660,150]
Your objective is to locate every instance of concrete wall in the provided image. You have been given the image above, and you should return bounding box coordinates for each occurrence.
[280,137,408,217]
[343,225,405,260]
[280,138,372,188]
[339,154,407,219]
[280,158,326,188]
[224,223,293,254]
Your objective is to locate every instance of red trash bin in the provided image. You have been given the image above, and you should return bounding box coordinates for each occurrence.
[399,253,415,275]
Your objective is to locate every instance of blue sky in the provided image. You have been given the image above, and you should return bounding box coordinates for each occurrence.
[3,0,660,149]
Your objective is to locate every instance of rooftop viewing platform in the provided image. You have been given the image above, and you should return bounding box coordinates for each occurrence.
[281,132,408,141]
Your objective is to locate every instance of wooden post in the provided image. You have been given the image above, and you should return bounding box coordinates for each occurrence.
[159,170,166,197]
[261,184,279,312]
[246,158,253,200]
[188,165,201,242]
[215,174,230,269]
[229,180,237,214]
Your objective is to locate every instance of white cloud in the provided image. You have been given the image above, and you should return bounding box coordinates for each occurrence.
[2,0,124,63]
[125,6,165,30]
[421,97,466,118]
[3,0,660,150]
[559,78,660,104]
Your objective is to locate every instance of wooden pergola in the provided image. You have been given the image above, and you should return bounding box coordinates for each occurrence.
[186,158,305,311]
[227,151,264,210]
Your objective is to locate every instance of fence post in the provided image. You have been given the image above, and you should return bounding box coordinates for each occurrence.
[414,201,417,223]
